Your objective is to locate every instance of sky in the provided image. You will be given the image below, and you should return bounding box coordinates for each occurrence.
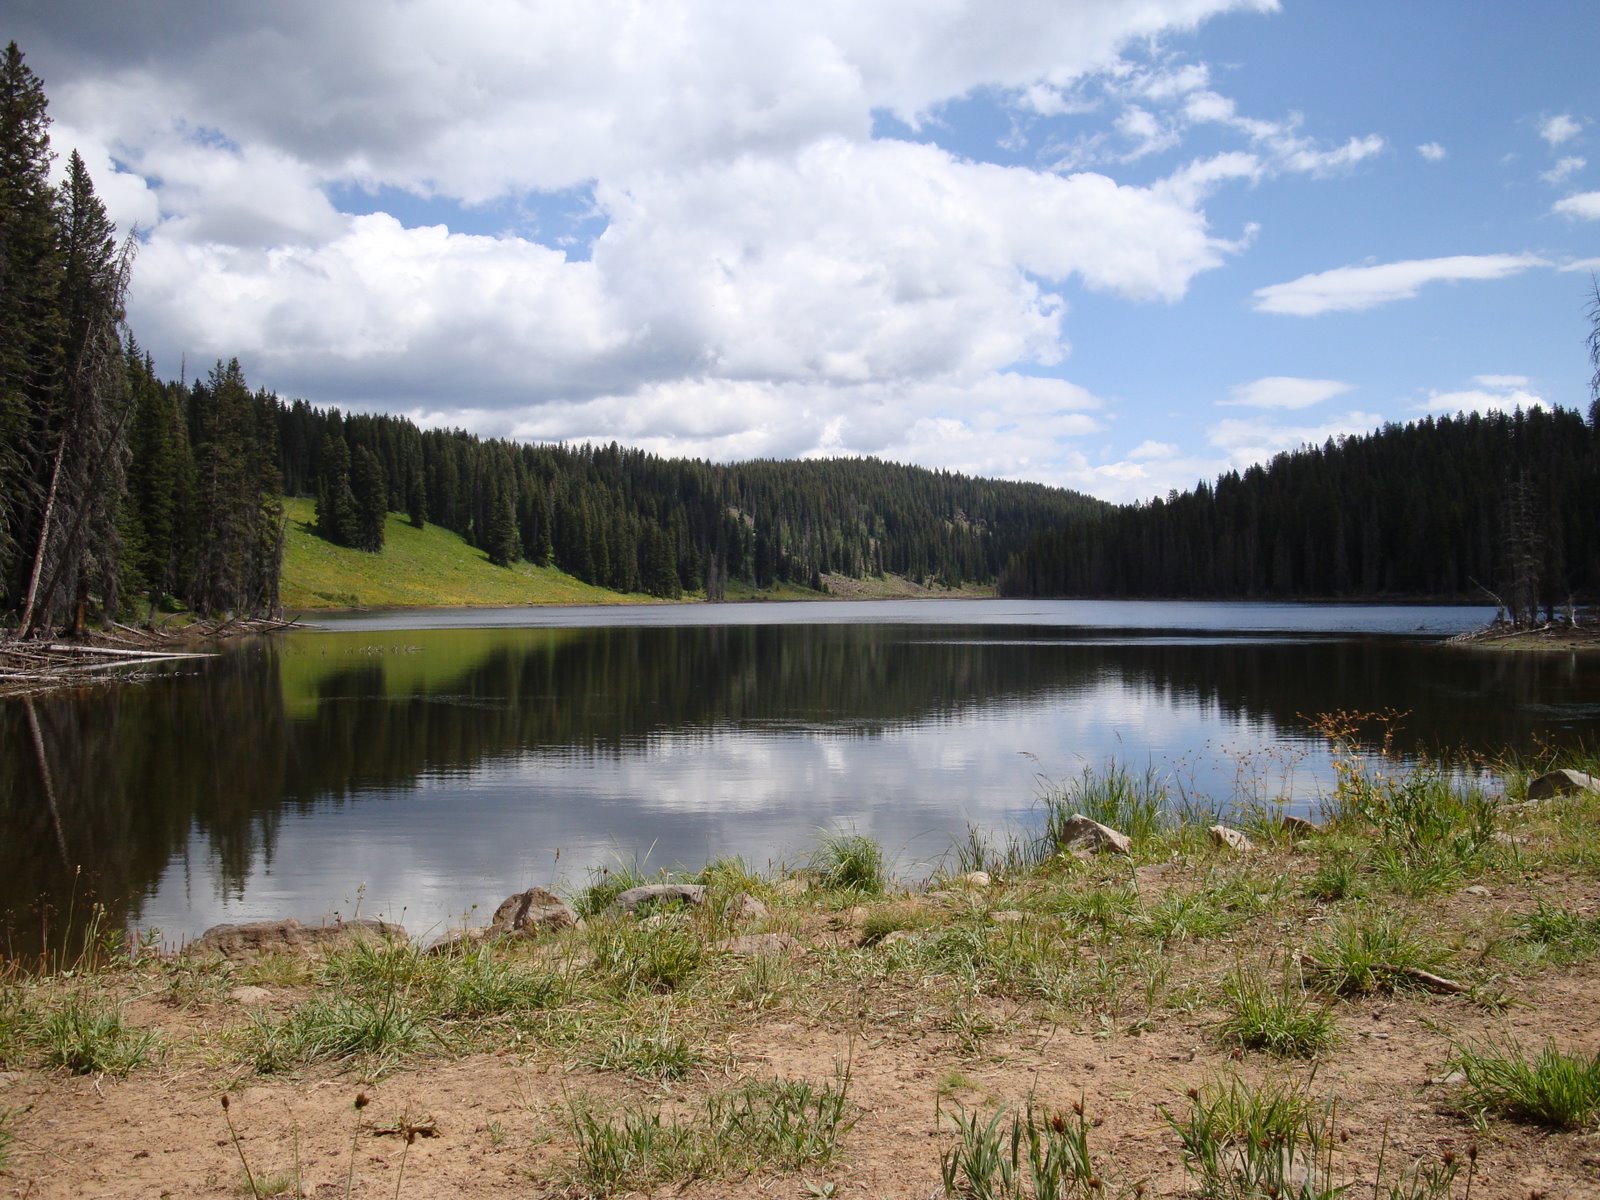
[9,0,1599,502]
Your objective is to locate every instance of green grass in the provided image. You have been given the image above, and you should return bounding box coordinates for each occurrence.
[1515,900,1600,965]
[1041,762,1171,849]
[1324,762,1499,895]
[1305,907,1450,996]
[808,829,888,895]
[40,993,161,1076]
[1164,1076,1341,1200]
[1450,1037,1600,1129]
[279,496,650,610]
[588,916,707,995]
[243,993,431,1073]
[1217,964,1337,1058]
[566,1070,856,1195]
[585,1026,702,1080]
[939,1099,1103,1200]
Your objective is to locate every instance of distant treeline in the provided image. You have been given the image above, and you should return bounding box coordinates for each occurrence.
[277,400,1107,598]
[1000,404,1600,615]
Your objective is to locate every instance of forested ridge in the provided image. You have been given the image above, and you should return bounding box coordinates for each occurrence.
[1000,402,1600,614]
[278,399,1106,598]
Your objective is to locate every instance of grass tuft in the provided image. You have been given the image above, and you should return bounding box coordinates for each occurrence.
[589,917,706,995]
[41,993,161,1076]
[939,1098,1104,1200]
[808,829,888,895]
[1041,762,1169,848]
[567,1066,856,1195]
[586,1026,702,1080]
[1164,1075,1341,1200]
[1305,907,1449,996]
[1218,963,1337,1058]
[1450,1037,1600,1129]
[1515,901,1600,965]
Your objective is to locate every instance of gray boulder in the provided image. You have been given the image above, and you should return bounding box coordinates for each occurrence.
[1527,769,1600,801]
[1055,814,1131,856]
[187,917,406,960]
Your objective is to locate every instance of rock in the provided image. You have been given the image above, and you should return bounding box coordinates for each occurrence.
[989,910,1025,924]
[878,929,920,947]
[1527,769,1600,801]
[1430,1070,1467,1086]
[608,883,766,921]
[716,932,803,956]
[731,893,769,921]
[227,985,273,1005]
[611,883,707,915]
[1462,884,1491,897]
[959,871,992,889]
[1208,824,1255,853]
[490,887,579,935]
[1280,815,1322,838]
[426,926,493,956]
[1055,814,1131,856]
[186,917,406,960]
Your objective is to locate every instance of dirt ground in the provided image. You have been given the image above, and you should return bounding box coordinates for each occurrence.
[6,815,1600,1198]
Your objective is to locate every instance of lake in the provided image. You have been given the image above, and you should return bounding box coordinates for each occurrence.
[4,599,1598,954]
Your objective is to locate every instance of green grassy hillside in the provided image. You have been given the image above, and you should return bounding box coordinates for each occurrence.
[278,497,650,610]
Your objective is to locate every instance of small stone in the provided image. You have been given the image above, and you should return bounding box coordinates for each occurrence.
[1280,815,1322,837]
[1055,814,1131,856]
[960,871,992,889]
[879,929,920,946]
[1462,884,1491,897]
[227,985,273,1005]
[1208,824,1256,853]
[1430,1070,1468,1086]
[989,910,1025,924]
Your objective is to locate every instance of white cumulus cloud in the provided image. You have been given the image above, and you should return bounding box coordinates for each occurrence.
[1417,142,1447,162]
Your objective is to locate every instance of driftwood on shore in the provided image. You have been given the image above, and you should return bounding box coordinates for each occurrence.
[0,615,307,698]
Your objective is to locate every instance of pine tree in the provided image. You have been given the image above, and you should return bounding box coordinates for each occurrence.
[0,41,61,608]
[351,444,387,553]
[314,435,358,547]
[484,483,519,567]
[18,149,135,633]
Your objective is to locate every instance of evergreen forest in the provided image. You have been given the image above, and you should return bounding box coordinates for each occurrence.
[999,403,1600,617]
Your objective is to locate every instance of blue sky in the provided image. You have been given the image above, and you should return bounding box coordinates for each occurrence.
[11,0,1598,501]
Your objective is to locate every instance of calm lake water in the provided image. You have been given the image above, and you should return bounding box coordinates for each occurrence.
[4,599,1598,953]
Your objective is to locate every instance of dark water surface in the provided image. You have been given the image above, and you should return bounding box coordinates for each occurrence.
[4,599,1597,952]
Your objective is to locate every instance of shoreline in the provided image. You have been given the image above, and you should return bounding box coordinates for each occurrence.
[5,762,1600,1198]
